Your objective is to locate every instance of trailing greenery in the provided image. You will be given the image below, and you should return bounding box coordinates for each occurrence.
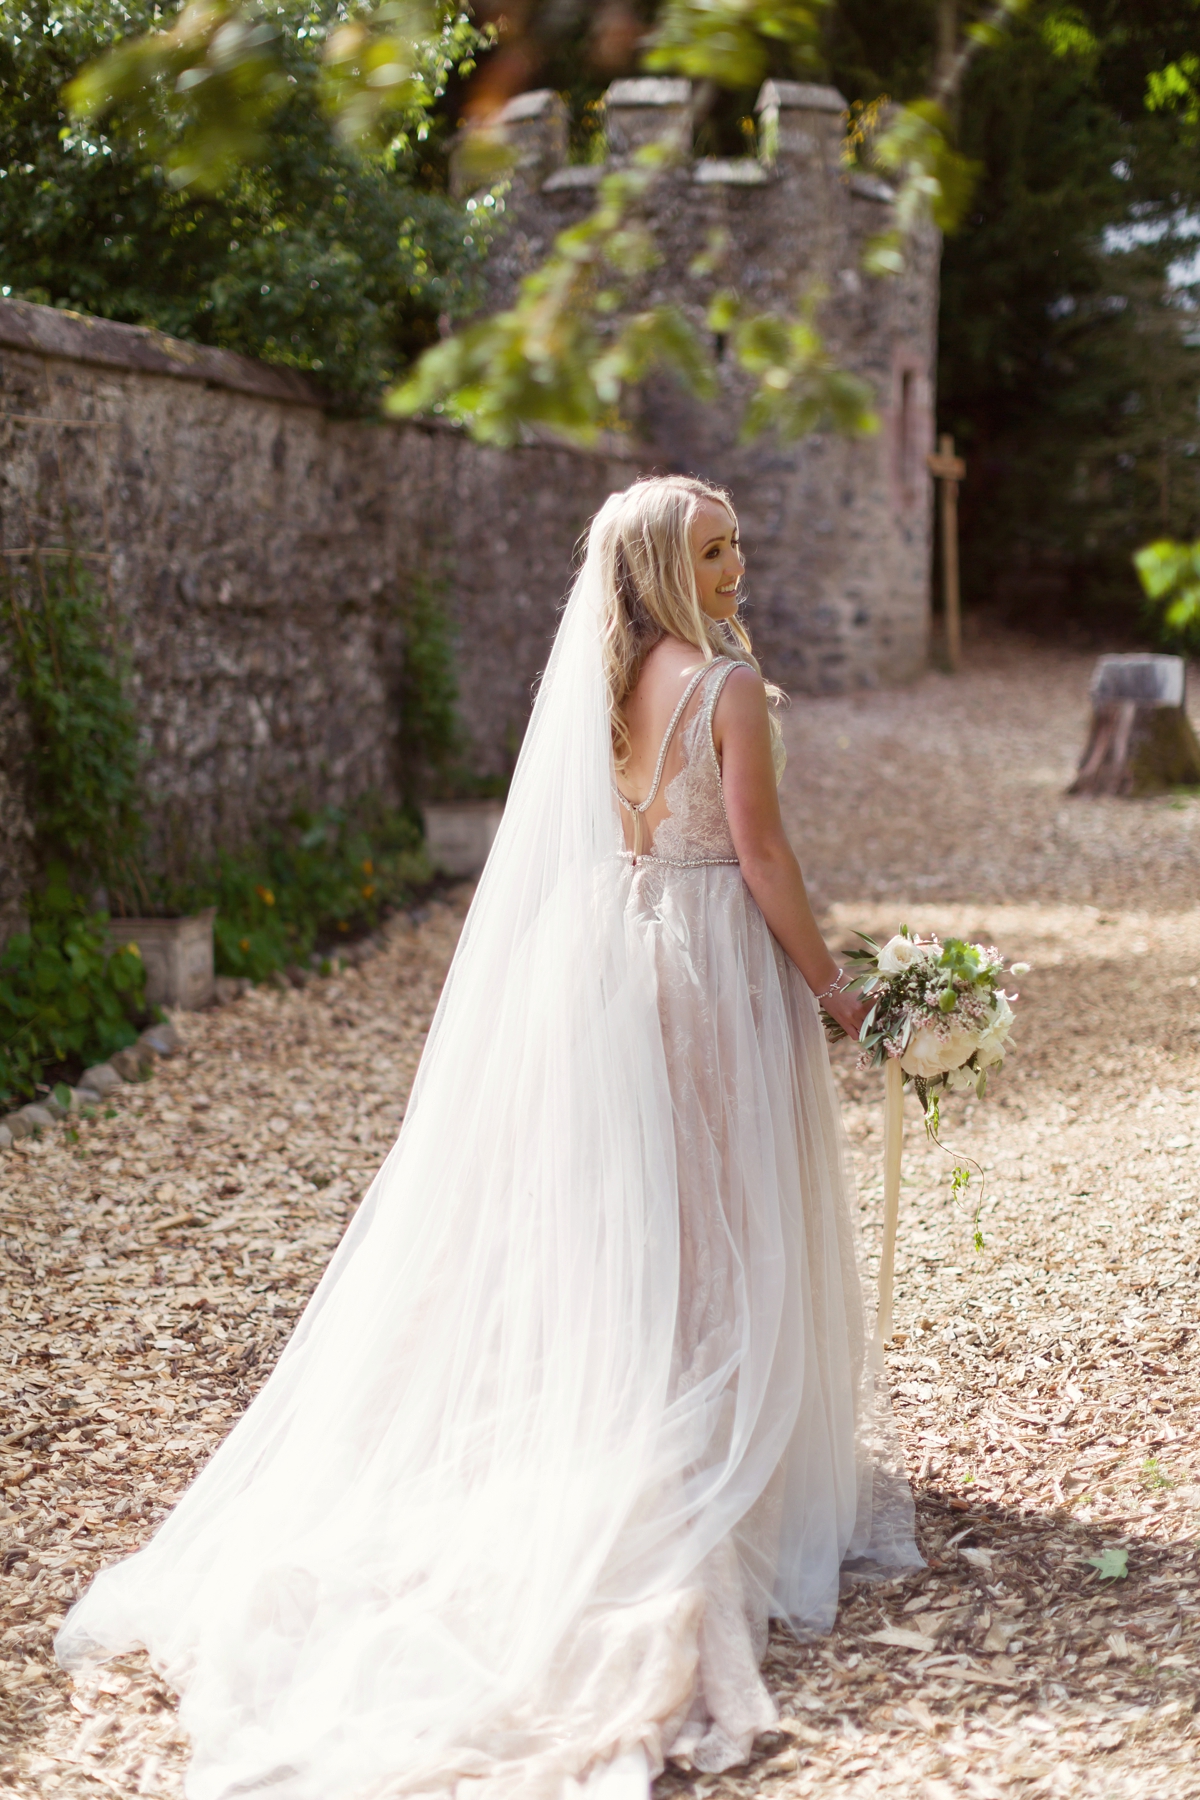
[0,1,490,398]
[0,868,146,1105]
[60,0,1015,447]
[3,559,145,907]
[155,800,432,984]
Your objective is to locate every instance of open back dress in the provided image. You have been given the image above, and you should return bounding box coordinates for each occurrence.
[57,626,917,1800]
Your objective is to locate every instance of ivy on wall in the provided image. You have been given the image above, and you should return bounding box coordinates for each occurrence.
[5,559,146,909]
[1,560,149,1102]
[0,555,473,1099]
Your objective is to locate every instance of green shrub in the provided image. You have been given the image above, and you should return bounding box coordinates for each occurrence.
[0,0,491,401]
[0,871,147,1106]
[157,800,432,983]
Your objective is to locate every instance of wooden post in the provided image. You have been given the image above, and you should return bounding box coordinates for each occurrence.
[874,1057,905,1351]
[927,433,966,672]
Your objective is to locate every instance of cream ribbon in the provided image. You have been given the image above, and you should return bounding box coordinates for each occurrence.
[873,1057,905,1353]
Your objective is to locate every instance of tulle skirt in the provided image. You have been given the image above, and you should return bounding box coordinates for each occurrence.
[56,859,917,1800]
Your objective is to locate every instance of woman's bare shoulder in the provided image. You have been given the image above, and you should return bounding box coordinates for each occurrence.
[717,662,767,709]
[712,662,769,746]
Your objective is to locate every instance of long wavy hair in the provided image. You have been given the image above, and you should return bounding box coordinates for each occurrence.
[585,475,772,771]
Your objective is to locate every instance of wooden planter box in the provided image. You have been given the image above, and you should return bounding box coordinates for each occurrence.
[107,907,216,1010]
[423,801,504,879]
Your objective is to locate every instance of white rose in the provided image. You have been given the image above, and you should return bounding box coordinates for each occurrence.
[974,992,1014,1068]
[877,934,926,975]
[900,1017,978,1078]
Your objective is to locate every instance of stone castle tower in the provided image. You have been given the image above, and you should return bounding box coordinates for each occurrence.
[473,78,940,694]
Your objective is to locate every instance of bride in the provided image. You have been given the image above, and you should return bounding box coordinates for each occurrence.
[57,475,918,1799]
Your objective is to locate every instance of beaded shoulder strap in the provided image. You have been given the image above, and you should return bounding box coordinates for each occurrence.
[701,656,740,752]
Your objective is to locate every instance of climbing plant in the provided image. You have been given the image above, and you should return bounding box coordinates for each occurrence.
[3,559,146,909]
[0,561,150,1103]
[394,573,461,803]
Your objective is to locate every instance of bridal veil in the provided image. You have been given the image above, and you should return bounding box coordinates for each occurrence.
[56,491,917,1799]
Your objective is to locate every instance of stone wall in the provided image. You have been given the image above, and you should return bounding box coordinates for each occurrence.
[0,299,631,934]
[0,83,941,941]
[478,78,940,696]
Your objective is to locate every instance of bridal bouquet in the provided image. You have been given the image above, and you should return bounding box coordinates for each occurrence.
[828,929,1027,1296]
[832,929,1026,1103]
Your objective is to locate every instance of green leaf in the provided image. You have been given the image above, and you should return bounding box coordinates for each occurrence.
[1146,56,1200,133]
[1086,1547,1129,1582]
[1134,539,1200,648]
[643,0,828,88]
[707,288,742,333]
[1134,538,1198,601]
[66,4,291,193]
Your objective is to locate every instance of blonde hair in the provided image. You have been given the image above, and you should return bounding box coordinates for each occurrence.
[585,475,770,770]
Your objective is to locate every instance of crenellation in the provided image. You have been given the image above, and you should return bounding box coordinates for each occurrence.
[478,77,938,695]
[603,77,693,159]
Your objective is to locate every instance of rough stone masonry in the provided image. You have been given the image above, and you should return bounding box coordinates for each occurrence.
[1,79,938,938]
[475,77,940,698]
[0,300,630,940]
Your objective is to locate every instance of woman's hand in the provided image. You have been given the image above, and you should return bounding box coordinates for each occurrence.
[823,983,869,1042]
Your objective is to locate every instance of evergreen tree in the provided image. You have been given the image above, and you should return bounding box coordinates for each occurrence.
[902,2,1200,635]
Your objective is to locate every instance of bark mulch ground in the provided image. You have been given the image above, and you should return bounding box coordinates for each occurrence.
[3,628,1199,1798]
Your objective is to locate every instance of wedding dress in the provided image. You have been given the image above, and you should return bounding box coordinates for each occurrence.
[56,533,918,1800]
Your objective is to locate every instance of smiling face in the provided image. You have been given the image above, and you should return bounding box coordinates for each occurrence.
[690,498,744,622]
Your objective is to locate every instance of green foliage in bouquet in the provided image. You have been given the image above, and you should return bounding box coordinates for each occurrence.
[0,870,147,1106]
[835,926,1020,1107]
[825,926,1025,1247]
[158,800,432,983]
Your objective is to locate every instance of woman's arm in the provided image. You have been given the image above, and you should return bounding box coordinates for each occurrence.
[715,667,867,1039]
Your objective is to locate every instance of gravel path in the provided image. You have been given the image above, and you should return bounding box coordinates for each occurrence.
[3,630,1200,1798]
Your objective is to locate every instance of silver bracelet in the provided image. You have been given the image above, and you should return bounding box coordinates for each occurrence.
[814,967,849,1004]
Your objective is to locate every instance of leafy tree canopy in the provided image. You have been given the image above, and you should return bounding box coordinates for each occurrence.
[0,0,490,395]
[8,0,1199,638]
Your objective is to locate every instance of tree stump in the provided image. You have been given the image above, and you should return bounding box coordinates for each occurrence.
[1070,654,1200,796]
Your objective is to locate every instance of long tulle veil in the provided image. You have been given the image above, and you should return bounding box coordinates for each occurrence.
[55,497,695,1789]
[56,492,916,1797]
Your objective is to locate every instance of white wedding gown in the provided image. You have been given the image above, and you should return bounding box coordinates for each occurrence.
[57,568,918,1799]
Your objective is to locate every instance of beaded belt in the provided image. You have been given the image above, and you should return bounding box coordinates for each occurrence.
[619,849,740,870]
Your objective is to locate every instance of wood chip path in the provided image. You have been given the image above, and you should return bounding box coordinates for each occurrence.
[3,629,1199,1798]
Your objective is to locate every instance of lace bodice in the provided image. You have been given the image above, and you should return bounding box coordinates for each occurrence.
[615,657,785,869]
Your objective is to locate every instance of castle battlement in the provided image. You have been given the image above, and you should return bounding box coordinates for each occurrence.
[463,78,940,693]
